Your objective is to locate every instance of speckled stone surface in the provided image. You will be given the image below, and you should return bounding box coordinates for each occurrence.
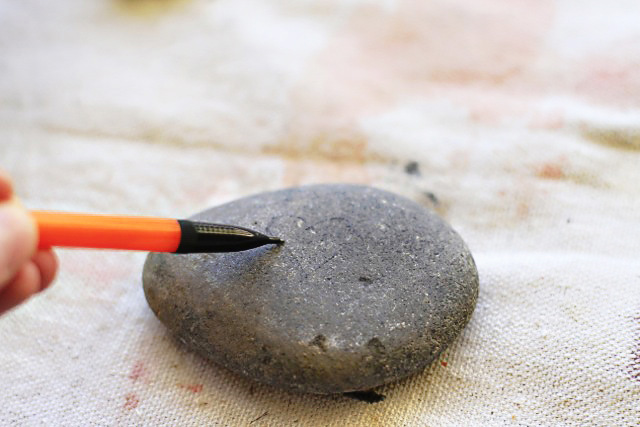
[142,184,479,394]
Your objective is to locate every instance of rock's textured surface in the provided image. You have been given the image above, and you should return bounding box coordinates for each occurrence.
[143,184,478,394]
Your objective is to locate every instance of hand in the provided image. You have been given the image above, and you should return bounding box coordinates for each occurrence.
[0,171,57,315]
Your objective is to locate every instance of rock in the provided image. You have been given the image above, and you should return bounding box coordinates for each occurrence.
[142,184,479,394]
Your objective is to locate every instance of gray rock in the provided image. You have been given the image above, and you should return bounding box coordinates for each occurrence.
[143,184,478,394]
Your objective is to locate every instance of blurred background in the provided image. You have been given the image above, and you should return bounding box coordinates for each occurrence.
[1,1,639,425]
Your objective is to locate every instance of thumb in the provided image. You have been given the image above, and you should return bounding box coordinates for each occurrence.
[0,200,37,288]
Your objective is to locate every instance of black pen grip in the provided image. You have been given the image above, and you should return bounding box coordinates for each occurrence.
[175,220,281,253]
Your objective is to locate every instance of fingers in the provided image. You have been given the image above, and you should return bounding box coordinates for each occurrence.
[0,261,41,315]
[0,251,58,316]
[31,250,58,290]
[0,170,59,315]
[0,201,38,288]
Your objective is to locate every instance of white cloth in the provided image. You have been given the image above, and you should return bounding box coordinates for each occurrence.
[1,1,639,425]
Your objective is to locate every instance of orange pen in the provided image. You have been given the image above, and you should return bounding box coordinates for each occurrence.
[31,211,283,253]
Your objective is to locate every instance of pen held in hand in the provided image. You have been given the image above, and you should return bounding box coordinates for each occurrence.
[31,211,284,253]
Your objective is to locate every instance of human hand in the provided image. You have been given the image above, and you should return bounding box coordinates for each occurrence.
[0,171,57,315]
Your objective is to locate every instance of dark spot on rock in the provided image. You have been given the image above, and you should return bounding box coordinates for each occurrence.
[404,161,420,176]
[367,337,385,354]
[309,334,328,352]
[359,276,373,285]
[343,390,386,403]
[260,353,272,365]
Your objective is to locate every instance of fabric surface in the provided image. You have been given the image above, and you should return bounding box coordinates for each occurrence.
[1,1,639,425]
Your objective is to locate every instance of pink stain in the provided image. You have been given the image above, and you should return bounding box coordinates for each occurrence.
[124,393,139,410]
[536,162,566,180]
[577,56,640,107]
[178,383,204,393]
[129,361,146,382]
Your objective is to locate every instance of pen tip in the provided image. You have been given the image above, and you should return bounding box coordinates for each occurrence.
[268,236,285,245]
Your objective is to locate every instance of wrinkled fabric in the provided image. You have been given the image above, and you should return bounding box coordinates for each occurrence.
[1,1,639,425]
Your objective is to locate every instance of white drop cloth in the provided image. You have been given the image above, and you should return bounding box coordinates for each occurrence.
[1,1,639,425]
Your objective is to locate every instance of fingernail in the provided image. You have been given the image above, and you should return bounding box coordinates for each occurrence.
[0,203,37,285]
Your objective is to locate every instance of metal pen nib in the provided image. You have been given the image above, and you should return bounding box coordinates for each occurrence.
[174,220,284,253]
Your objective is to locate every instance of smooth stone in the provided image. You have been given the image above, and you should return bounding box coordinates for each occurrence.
[143,184,479,394]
